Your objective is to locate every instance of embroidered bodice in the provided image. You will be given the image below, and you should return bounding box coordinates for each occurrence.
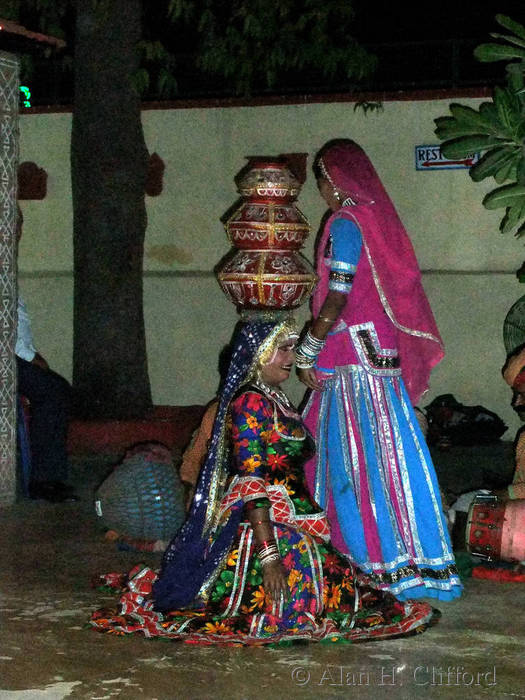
[218,386,329,541]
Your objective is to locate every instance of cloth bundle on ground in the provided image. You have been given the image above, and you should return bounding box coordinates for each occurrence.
[425,394,507,447]
[94,441,185,548]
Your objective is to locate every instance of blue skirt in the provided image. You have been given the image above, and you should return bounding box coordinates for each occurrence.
[303,363,462,601]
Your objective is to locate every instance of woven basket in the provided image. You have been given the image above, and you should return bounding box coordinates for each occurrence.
[95,448,185,541]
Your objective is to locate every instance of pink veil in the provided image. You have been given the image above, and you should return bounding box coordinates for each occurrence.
[316,139,444,404]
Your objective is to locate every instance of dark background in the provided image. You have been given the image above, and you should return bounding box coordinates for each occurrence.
[351,0,525,92]
[5,0,525,106]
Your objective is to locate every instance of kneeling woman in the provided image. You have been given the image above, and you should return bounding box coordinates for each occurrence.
[91,318,438,645]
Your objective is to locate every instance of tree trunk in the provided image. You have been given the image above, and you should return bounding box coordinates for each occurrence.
[71,0,152,418]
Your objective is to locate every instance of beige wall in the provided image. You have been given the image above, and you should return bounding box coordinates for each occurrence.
[17,96,525,437]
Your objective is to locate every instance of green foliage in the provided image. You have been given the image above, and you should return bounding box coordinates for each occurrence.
[435,14,525,238]
[19,0,70,37]
[1,0,23,18]
[169,0,375,95]
[135,40,178,98]
[13,0,372,101]
[474,43,525,62]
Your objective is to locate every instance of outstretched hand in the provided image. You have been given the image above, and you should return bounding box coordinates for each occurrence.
[297,367,324,391]
[262,559,289,604]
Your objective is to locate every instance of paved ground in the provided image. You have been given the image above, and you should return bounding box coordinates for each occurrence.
[1,451,524,700]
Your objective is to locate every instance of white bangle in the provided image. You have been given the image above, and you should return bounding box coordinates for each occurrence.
[260,552,281,567]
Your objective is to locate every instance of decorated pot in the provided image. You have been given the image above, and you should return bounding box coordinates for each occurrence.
[226,201,310,251]
[217,159,317,312]
[236,161,300,201]
[217,249,316,310]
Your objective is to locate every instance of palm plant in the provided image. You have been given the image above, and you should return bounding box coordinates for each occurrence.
[435,15,525,238]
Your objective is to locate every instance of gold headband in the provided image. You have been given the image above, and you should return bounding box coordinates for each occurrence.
[319,157,337,190]
[249,318,299,374]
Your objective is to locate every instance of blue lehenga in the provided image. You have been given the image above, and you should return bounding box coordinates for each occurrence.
[303,215,462,601]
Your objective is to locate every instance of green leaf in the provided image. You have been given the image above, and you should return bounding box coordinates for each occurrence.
[220,570,234,583]
[449,103,494,129]
[517,157,525,185]
[469,147,519,182]
[493,86,522,132]
[490,32,525,50]
[516,120,525,142]
[474,43,525,62]
[479,102,502,130]
[515,219,525,238]
[494,158,518,184]
[482,183,525,210]
[505,62,525,94]
[354,101,383,114]
[435,100,518,141]
[130,68,149,97]
[435,116,487,141]
[441,135,507,159]
[501,201,525,233]
[496,14,525,42]
[157,69,178,98]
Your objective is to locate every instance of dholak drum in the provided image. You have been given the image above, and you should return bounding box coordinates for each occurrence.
[466,494,525,562]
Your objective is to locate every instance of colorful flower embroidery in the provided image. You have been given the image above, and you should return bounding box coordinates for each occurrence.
[326,583,342,609]
[288,568,303,588]
[245,393,267,412]
[268,453,289,471]
[211,571,235,602]
[91,390,435,645]
[227,549,239,567]
[323,553,342,575]
[242,456,263,473]
[246,415,260,431]
[204,621,233,635]
[250,586,267,611]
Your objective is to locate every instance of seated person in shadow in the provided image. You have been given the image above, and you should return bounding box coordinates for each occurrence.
[16,205,77,503]
[179,341,234,510]
[497,343,525,501]
[447,348,524,549]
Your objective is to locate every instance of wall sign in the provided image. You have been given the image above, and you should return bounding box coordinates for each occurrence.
[415,145,479,171]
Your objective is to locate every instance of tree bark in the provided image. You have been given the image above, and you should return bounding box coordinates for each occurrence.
[71,0,152,418]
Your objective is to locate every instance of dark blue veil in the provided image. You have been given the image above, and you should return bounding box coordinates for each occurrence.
[153,318,293,611]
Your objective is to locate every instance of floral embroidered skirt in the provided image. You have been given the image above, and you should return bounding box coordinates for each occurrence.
[91,522,437,646]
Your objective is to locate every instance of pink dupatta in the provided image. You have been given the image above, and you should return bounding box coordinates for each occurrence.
[315,139,444,404]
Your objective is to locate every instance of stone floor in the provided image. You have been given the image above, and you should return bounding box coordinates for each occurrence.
[1,450,524,700]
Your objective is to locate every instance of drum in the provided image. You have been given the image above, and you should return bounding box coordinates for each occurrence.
[466,494,525,562]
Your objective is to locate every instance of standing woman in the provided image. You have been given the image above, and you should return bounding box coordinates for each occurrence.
[296,139,462,601]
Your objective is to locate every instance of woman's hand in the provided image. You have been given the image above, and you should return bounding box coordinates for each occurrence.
[262,559,288,603]
[31,352,49,371]
[297,367,324,391]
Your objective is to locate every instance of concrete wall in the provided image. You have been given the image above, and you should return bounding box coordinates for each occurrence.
[17,94,525,438]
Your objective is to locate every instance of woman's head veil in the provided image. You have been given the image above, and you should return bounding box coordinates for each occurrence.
[314,139,444,404]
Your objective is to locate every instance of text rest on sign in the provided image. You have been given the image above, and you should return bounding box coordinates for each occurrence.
[415,145,479,171]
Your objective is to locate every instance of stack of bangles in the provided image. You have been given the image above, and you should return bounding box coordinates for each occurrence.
[294,329,326,369]
[258,540,281,567]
